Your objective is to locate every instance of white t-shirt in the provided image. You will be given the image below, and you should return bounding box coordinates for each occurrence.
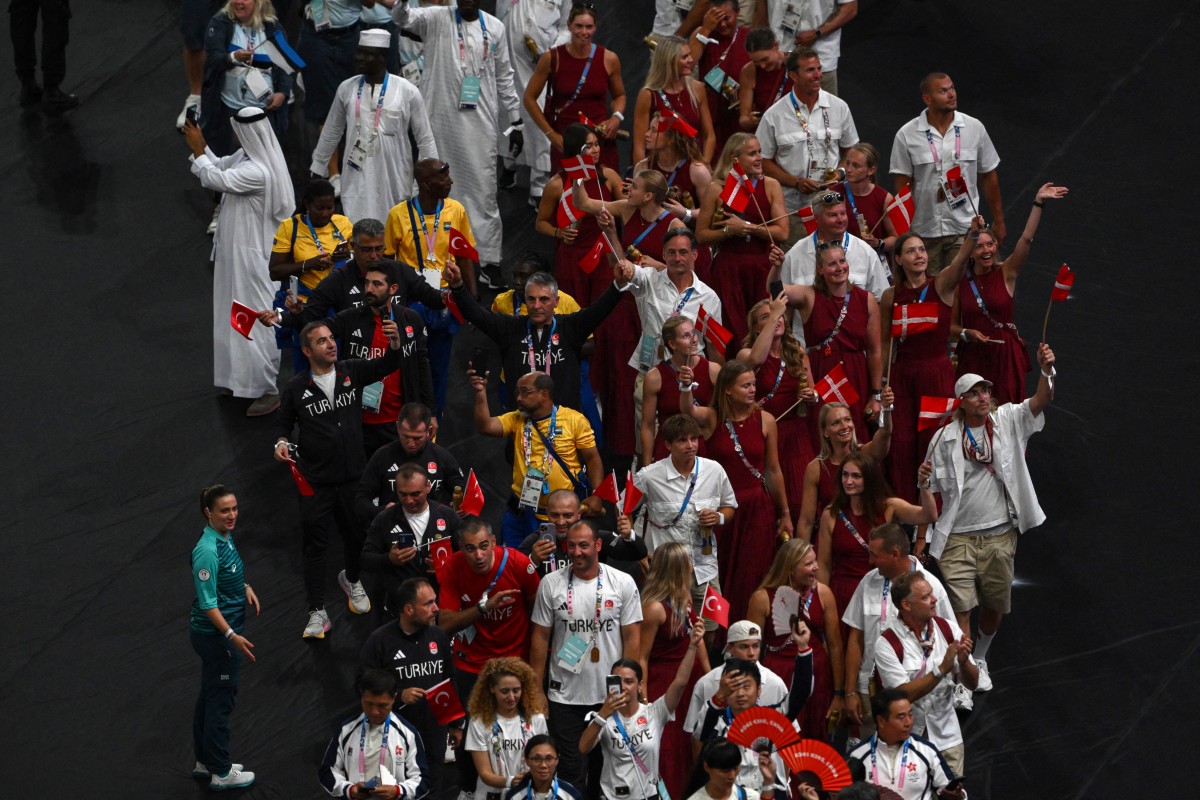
[312,369,337,402]
[465,713,549,800]
[873,617,972,749]
[682,663,788,734]
[953,438,1014,533]
[592,697,673,799]
[404,506,432,545]
[686,789,761,800]
[531,564,644,705]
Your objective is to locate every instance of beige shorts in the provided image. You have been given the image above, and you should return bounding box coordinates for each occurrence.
[922,234,967,273]
[939,528,1018,614]
[941,743,964,777]
[691,575,722,633]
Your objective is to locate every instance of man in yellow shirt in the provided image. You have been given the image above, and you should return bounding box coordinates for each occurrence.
[471,370,603,547]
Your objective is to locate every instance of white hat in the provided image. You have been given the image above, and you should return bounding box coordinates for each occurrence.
[953,373,992,398]
[724,620,761,651]
[359,28,391,49]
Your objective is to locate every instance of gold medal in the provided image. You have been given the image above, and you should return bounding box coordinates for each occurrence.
[590,647,600,663]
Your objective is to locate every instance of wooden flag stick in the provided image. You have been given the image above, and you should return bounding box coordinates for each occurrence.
[775,395,805,421]
[1041,294,1054,344]
[748,186,776,247]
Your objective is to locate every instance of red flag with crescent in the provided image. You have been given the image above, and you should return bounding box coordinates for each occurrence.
[701,585,730,628]
[231,301,257,341]
[429,537,453,577]
[285,459,315,496]
[460,469,485,516]
[427,678,466,724]
[448,227,478,261]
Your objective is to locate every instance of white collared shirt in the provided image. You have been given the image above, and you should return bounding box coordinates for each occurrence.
[781,230,892,345]
[874,617,972,750]
[756,88,859,211]
[623,266,722,370]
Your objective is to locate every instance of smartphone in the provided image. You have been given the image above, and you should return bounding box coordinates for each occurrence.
[606,675,622,695]
[944,778,964,794]
[769,279,784,298]
[539,522,557,544]
[185,106,198,126]
[394,532,415,550]
[362,777,379,790]
[469,346,487,373]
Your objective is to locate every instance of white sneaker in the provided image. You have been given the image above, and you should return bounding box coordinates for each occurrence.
[177,94,201,130]
[193,762,242,778]
[975,659,993,692]
[951,682,974,711]
[330,173,342,198]
[210,767,255,791]
[302,608,331,639]
[207,205,221,236]
[338,570,371,614]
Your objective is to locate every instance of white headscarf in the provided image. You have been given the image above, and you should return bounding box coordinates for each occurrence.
[232,107,295,237]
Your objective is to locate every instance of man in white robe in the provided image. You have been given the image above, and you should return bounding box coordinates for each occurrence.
[310,28,438,223]
[393,0,523,270]
[185,107,295,416]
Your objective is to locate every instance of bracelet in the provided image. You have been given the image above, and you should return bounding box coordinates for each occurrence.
[224,628,236,640]
[276,439,288,450]
[244,583,252,591]
[510,120,523,128]
[613,111,625,121]
[831,689,845,697]
[553,227,559,240]
[959,329,969,342]
[1041,369,1055,378]
[300,258,308,274]
[814,27,824,39]
[917,479,931,490]
[683,208,693,222]
[1033,200,1045,208]
[505,777,515,789]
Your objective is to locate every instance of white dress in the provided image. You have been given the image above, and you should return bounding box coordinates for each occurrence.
[393,4,522,264]
[310,72,438,223]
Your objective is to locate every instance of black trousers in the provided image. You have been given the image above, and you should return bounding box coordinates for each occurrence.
[548,700,604,800]
[300,479,362,610]
[9,0,71,85]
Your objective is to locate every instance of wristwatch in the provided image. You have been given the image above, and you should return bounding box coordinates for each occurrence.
[477,593,489,614]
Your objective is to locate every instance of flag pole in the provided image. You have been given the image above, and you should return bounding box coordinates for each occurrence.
[1040,294,1054,344]
[745,172,776,247]
[928,410,955,451]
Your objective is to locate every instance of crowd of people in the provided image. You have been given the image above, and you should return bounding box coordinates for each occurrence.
[183,2,1070,799]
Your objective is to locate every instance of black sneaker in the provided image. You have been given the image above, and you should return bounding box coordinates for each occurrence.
[498,167,518,191]
[477,263,504,289]
[42,86,79,112]
[19,82,42,108]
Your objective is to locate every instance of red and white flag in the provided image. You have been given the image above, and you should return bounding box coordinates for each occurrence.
[1051,264,1074,301]
[797,205,818,236]
[429,537,454,575]
[426,678,466,724]
[593,471,620,505]
[621,470,644,516]
[885,188,915,235]
[917,396,961,431]
[890,301,940,339]
[578,236,611,274]
[230,300,257,341]
[720,162,751,214]
[448,227,478,261]
[656,109,698,137]
[701,585,731,628]
[562,153,597,183]
[556,191,582,228]
[286,459,315,496]
[944,165,969,198]
[459,469,485,516]
[696,305,732,352]
[815,363,860,407]
[443,291,465,324]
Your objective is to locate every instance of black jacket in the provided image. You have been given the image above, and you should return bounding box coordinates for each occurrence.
[450,280,623,411]
[517,528,648,578]
[327,301,435,413]
[281,258,445,329]
[361,501,461,591]
[357,439,465,523]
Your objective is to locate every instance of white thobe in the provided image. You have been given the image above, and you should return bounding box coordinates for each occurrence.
[310,72,438,223]
[191,149,281,398]
[394,4,522,264]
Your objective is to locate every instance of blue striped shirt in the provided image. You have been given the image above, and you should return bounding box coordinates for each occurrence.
[190,526,246,635]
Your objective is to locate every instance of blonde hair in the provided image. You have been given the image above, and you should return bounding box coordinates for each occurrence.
[817,401,860,460]
[222,0,276,29]
[743,299,808,380]
[713,133,757,182]
[758,539,815,591]
[641,542,695,635]
[467,658,547,721]
[645,36,700,107]
[636,169,669,205]
[650,114,707,168]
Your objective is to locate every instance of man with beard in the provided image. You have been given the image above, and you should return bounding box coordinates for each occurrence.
[356,402,464,524]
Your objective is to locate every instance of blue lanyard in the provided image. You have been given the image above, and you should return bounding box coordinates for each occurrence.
[526,316,557,374]
[843,183,861,220]
[612,713,651,775]
[558,43,597,112]
[355,73,389,129]
[672,287,695,316]
[409,198,443,265]
[669,459,700,526]
[304,214,347,264]
[455,9,489,69]
[665,159,686,187]
[523,405,559,475]
[484,547,510,596]
[869,735,911,788]
[358,714,391,777]
[527,777,559,800]
[629,209,670,250]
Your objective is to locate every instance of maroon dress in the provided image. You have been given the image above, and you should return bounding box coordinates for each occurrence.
[650,85,702,139]
[697,26,751,155]
[835,182,889,241]
[761,586,833,742]
[957,267,1030,405]
[552,176,607,306]
[887,283,954,502]
[650,358,715,461]
[708,411,778,622]
[754,352,816,523]
[806,458,842,548]
[752,66,791,118]
[646,156,714,283]
[647,601,704,800]
[710,175,772,348]
[828,507,880,619]
[804,287,872,444]
[545,44,619,173]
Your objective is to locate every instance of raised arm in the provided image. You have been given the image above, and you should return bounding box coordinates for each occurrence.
[1029,342,1056,417]
[664,625,707,712]
[471,368,504,438]
[1002,183,1069,286]
[933,215,983,304]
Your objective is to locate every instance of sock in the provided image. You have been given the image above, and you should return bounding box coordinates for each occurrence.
[975,631,995,661]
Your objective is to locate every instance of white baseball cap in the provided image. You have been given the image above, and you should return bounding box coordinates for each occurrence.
[724,620,761,651]
[953,373,992,398]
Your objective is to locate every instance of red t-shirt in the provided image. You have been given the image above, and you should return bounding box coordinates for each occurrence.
[361,318,403,425]
[438,547,542,673]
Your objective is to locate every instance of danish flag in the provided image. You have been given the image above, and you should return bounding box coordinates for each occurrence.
[815,363,860,407]
[885,187,915,235]
[1051,264,1074,301]
[890,302,939,339]
[917,396,961,431]
[720,161,751,214]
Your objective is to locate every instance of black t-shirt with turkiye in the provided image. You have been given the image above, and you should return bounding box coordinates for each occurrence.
[356,439,466,523]
[361,621,455,735]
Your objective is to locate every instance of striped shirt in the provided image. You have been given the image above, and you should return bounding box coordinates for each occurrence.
[190,526,246,635]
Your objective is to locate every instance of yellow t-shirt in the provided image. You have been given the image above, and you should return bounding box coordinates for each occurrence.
[491,290,583,316]
[272,214,354,291]
[499,406,595,509]
[383,198,475,287]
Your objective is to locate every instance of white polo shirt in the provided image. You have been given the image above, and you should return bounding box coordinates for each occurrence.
[623,265,722,371]
[682,662,788,734]
[633,456,738,585]
[531,564,643,705]
[889,109,1000,238]
[757,89,859,212]
[765,0,855,73]
[846,734,954,800]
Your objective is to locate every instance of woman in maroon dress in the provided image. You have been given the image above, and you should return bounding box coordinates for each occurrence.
[687,0,751,156]
[816,453,936,619]
[783,244,883,444]
[881,216,979,502]
[522,4,626,174]
[535,124,625,306]
[641,315,720,465]
[954,182,1069,405]
[632,36,716,165]
[639,541,712,800]
[682,360,793,622]
[736,294,818,528]
[736,28,791,133]
[836,142,899,260]
[696,133,788,348]
[796,399,892,544]
[746,540,844,741]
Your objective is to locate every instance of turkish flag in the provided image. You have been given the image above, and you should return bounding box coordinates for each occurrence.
[556,191,582,229]
[593,471,620,505]
[562,153,597,183]
[443,291,465,324]
[429,537,453,576]
[656,109,698,138]
[719,162,751,214]
[460,469,485,516]
[944,165,969,198]
[918,396,961,431]
[885,188,915,235]
[696,305,732,351]
[1051,264,1074,301]
[426,678,466,724]
[890,302,939,339]
[797,206,818,236]
[448,227,478,261]
[701,585,730,628]
[230,301,257,341]
[815,363,860,407]
[578,237,609,274]
[621,470,644,516]
[286,459,315,496]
